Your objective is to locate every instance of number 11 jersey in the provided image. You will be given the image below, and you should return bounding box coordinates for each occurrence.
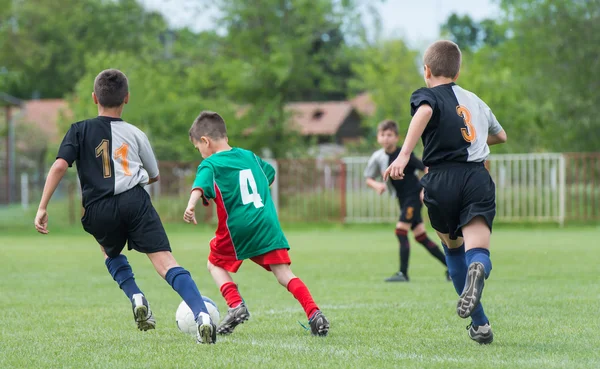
[192,148,289,260]
[57,116,159,208]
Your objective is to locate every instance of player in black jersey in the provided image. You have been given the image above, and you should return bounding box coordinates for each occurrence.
[365,120,448,282]
[34,69,216,344]
[384,41,507,344]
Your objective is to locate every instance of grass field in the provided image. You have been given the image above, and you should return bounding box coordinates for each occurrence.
[1,224,599,369]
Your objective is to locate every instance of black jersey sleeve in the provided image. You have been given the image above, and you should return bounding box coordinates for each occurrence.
[410,88,438,116]
[56,124,80,167]
[408,153,426,171]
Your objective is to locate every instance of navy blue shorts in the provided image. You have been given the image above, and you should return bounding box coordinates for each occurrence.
[81,186,171,258]
[420,162,496,240]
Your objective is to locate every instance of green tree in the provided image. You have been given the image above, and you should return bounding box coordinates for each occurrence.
[498,0,600,151]
[210,0,368,157]
[0,0,167,99]
[349,39,423,134]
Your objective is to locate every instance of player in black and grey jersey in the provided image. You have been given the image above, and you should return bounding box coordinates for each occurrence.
[385,41,507,344]
[34,69,217,344]
[364,120,449,283]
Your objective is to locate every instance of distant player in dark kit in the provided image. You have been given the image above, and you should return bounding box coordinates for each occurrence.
[183,111,329,337]
[365,120,449,282]
[384,40,507,344]
[34,69,217,344]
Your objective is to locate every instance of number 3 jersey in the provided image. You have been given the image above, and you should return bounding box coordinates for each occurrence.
[57,116,159,208]
[192,148,289,260]
[410,82,503,167]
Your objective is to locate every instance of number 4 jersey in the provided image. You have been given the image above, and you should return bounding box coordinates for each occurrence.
[57,116,159,208]
[410,82,503,167]
[192,148,290,260]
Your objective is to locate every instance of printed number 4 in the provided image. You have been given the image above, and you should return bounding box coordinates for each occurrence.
[239,169,264,208]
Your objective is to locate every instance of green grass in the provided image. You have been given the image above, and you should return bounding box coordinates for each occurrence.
[1,225,599,369]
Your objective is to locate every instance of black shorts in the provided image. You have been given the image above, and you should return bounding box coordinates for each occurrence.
[397,195,423,226]
[81,186,171,258]
[420,162,496,240]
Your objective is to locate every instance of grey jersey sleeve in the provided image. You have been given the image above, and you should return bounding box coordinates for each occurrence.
[364,151,382,179]
[138,132,159,179]
[486,106,503,135]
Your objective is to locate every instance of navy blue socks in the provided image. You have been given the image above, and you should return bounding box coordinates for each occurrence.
[105,255,142,300]
[165,266,208,320]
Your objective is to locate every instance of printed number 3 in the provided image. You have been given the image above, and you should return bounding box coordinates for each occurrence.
[239,169,264,208]
[456,105,476,143]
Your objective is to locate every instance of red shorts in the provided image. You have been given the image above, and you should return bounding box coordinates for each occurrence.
[208,248,291,273]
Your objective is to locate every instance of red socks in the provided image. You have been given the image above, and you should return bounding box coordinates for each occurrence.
[220,282,243,308]
[287,277,319,319]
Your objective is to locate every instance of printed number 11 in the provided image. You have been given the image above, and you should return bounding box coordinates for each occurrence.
[239,169,264,208]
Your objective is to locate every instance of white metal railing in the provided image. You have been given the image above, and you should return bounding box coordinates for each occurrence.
[342,154,566,225]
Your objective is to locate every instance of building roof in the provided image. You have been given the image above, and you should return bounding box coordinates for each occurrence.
[18,99,71,144]
[285,101,355,135]
[349,92,376,117]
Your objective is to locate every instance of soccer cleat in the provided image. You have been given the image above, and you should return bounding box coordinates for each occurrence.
[309,311,329,336]
[385,271,409,282]
[196,312,217,344]
[445,270,452,282]
[457,262,485,318]
[131,293,156,331]
[467,322,493,344]
[216,303,250,335]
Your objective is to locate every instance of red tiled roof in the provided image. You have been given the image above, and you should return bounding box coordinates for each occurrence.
[350,92,376,117]
[285,101,354,135]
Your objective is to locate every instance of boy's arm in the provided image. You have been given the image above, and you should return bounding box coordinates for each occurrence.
[487,129,507,146]
[486,107,507,146]
[184,189,204,225]
[364,152,387,194]
[384,105,433,180]
[138,132,160,182]
[34,159,69,234]
[184,164,215,224]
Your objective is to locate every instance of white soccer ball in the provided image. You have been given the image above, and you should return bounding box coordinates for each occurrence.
[175,296,221,336]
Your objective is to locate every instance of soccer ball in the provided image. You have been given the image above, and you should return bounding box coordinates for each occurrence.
[175,296,221,336]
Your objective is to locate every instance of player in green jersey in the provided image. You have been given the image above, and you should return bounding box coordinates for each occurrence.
[183,111,329,337]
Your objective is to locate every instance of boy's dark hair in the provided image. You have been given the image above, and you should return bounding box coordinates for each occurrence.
[189,111,227,141]
[93,69,129,108]
[423,40,462,79]
[377,120,398,135]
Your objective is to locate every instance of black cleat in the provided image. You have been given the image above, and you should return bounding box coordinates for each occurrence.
[216,303,250,335]
[467,322,493,344]
[309,311,329,336]
[457,262,485,318]
[385,271,409,282]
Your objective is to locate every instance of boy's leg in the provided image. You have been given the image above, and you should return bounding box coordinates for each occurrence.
[102,248,155,331]
[207,258,250,335]
[270,263,329,336]
[123,187,215,342]
[388,220,411,282]
[457,217,492,319]
[148,251,216,344]
[83,198,154,331]
[412,222,449,278]
[438,232,489,325]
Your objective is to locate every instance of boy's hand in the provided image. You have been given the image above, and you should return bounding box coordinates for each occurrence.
[183,206,197,225]
[34,209,49,234]
[420,188,425,203]
[374,182,387,195]
[384,153,410,181]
